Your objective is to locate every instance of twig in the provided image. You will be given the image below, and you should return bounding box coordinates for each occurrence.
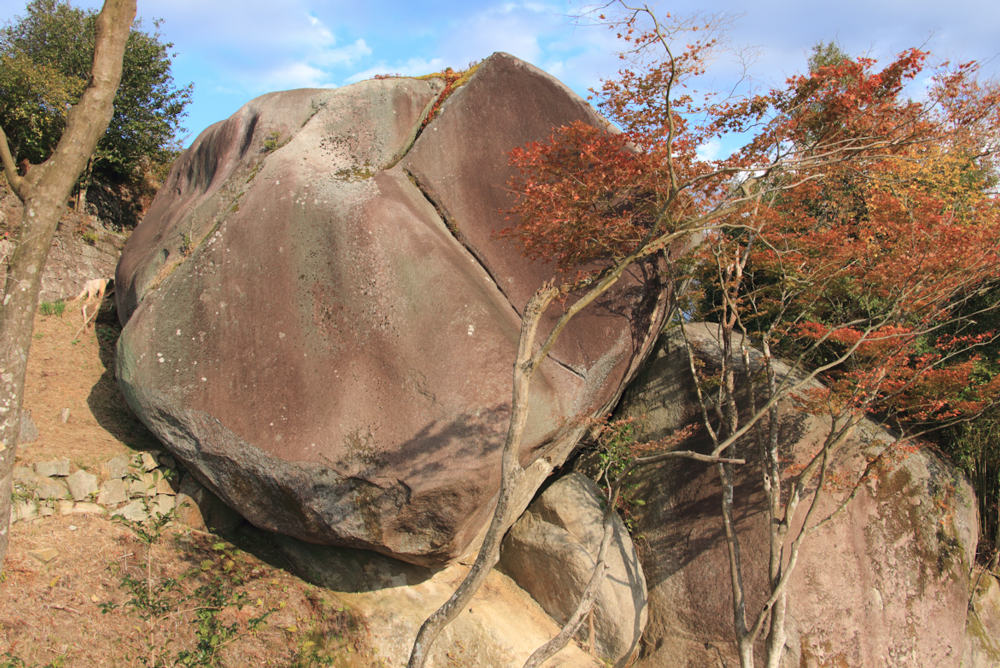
[74,303,99,339]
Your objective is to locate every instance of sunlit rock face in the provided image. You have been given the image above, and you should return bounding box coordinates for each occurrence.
[619,323,978,668]
[115,52,672,566]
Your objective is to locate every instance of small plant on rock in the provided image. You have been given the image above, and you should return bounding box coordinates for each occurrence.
[262,130,285,153]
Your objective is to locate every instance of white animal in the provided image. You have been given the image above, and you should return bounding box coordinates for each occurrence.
[76,277,110,301]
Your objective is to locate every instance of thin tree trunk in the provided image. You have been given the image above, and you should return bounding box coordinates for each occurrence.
[0,0,135,575]
[407,284,560,668]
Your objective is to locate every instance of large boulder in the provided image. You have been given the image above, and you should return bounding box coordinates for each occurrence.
[617,323,979,667]
[115,53,672,566]
[499,472,648,667]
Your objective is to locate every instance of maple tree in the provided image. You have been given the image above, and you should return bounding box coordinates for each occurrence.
[408,3,1000,667]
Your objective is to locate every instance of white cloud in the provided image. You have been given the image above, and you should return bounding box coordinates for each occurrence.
[257,62,332,90]
[697,139,722,162]
[314,39,372,67]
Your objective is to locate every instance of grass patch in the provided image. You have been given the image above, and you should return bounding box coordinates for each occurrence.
[38,300,66,317]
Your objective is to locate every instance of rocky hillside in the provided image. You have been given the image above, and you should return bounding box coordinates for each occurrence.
[3,53,998,668]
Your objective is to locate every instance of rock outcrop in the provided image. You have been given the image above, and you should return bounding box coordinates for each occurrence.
[115,53,672,566]
[964,570,1000,668]
[617,323,979,668]
[499,472,647,667]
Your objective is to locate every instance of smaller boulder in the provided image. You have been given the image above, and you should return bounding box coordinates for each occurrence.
[101,454,130,480]
[13,466,37,485]
[19,410,38,444]
[71,502,106,516]
[113,499,148,523]
[153,494,175,517]
[66,470,98,501]
[96,479,128,506]
[35,477,69,500]
[175,475,243,534]
[139,452,158,472]
[11,499,38,523]
[34,459,70,477]
[500,472,647,666]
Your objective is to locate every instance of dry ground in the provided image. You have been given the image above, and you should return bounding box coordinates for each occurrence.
[2,298,378,668]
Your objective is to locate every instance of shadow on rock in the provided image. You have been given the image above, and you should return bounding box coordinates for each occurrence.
[86,293,161,452]
[233,522,434,594]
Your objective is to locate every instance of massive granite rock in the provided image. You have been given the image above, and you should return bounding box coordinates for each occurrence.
[617,323,979,667]
[115,53,671,566]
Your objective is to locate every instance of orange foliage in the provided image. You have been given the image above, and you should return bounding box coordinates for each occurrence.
[503,11,1000,433]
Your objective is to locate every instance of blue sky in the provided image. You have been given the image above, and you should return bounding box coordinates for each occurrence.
[1,0,998,150]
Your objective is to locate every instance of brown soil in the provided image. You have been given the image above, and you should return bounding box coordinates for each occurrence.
[2,299,379,667]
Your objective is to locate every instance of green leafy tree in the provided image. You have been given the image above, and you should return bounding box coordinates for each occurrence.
[0,0,191,185]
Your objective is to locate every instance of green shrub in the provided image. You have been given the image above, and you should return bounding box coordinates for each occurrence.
[262,130,284,152]
[38,300,65,317]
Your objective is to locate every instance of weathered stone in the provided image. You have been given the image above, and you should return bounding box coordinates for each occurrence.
[154,470,178,496]
[57,500,75,516]
[35,477,70,500]
[34,459,70,477]
[96,478,128,506]
[38,505,55,517]
[158,454,176,469]
[16,203,126,304]
[101,454,130,480]
[272,530,605,668]
[500,472,647,666]
[128,471,157,497]
[139,452,158,471]
[60,407,70,423]
[153,494,175,517]
[28,548,59,564]
[618,323,978,668]
[11,499,38,523]
[128,476,146,497]
[12,466,37,485]
[19,409,39,444]
[71,502,106,516]
[66,470,99,501]
[114,53,672,566]
[113,499,149,523]
[964,571,1000,667]
[175,475,243,533]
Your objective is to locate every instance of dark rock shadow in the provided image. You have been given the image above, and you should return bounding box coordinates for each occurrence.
[86,292,162,453]
[227,522,435,594]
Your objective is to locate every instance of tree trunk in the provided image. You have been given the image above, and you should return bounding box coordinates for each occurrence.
[0,0,135,575]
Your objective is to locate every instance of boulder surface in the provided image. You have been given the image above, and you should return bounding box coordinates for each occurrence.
[500,472,648,666]
[115,53,670,566]
[617,323,978,668]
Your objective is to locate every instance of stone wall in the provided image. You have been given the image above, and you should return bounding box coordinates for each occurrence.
[1,185,124,304]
